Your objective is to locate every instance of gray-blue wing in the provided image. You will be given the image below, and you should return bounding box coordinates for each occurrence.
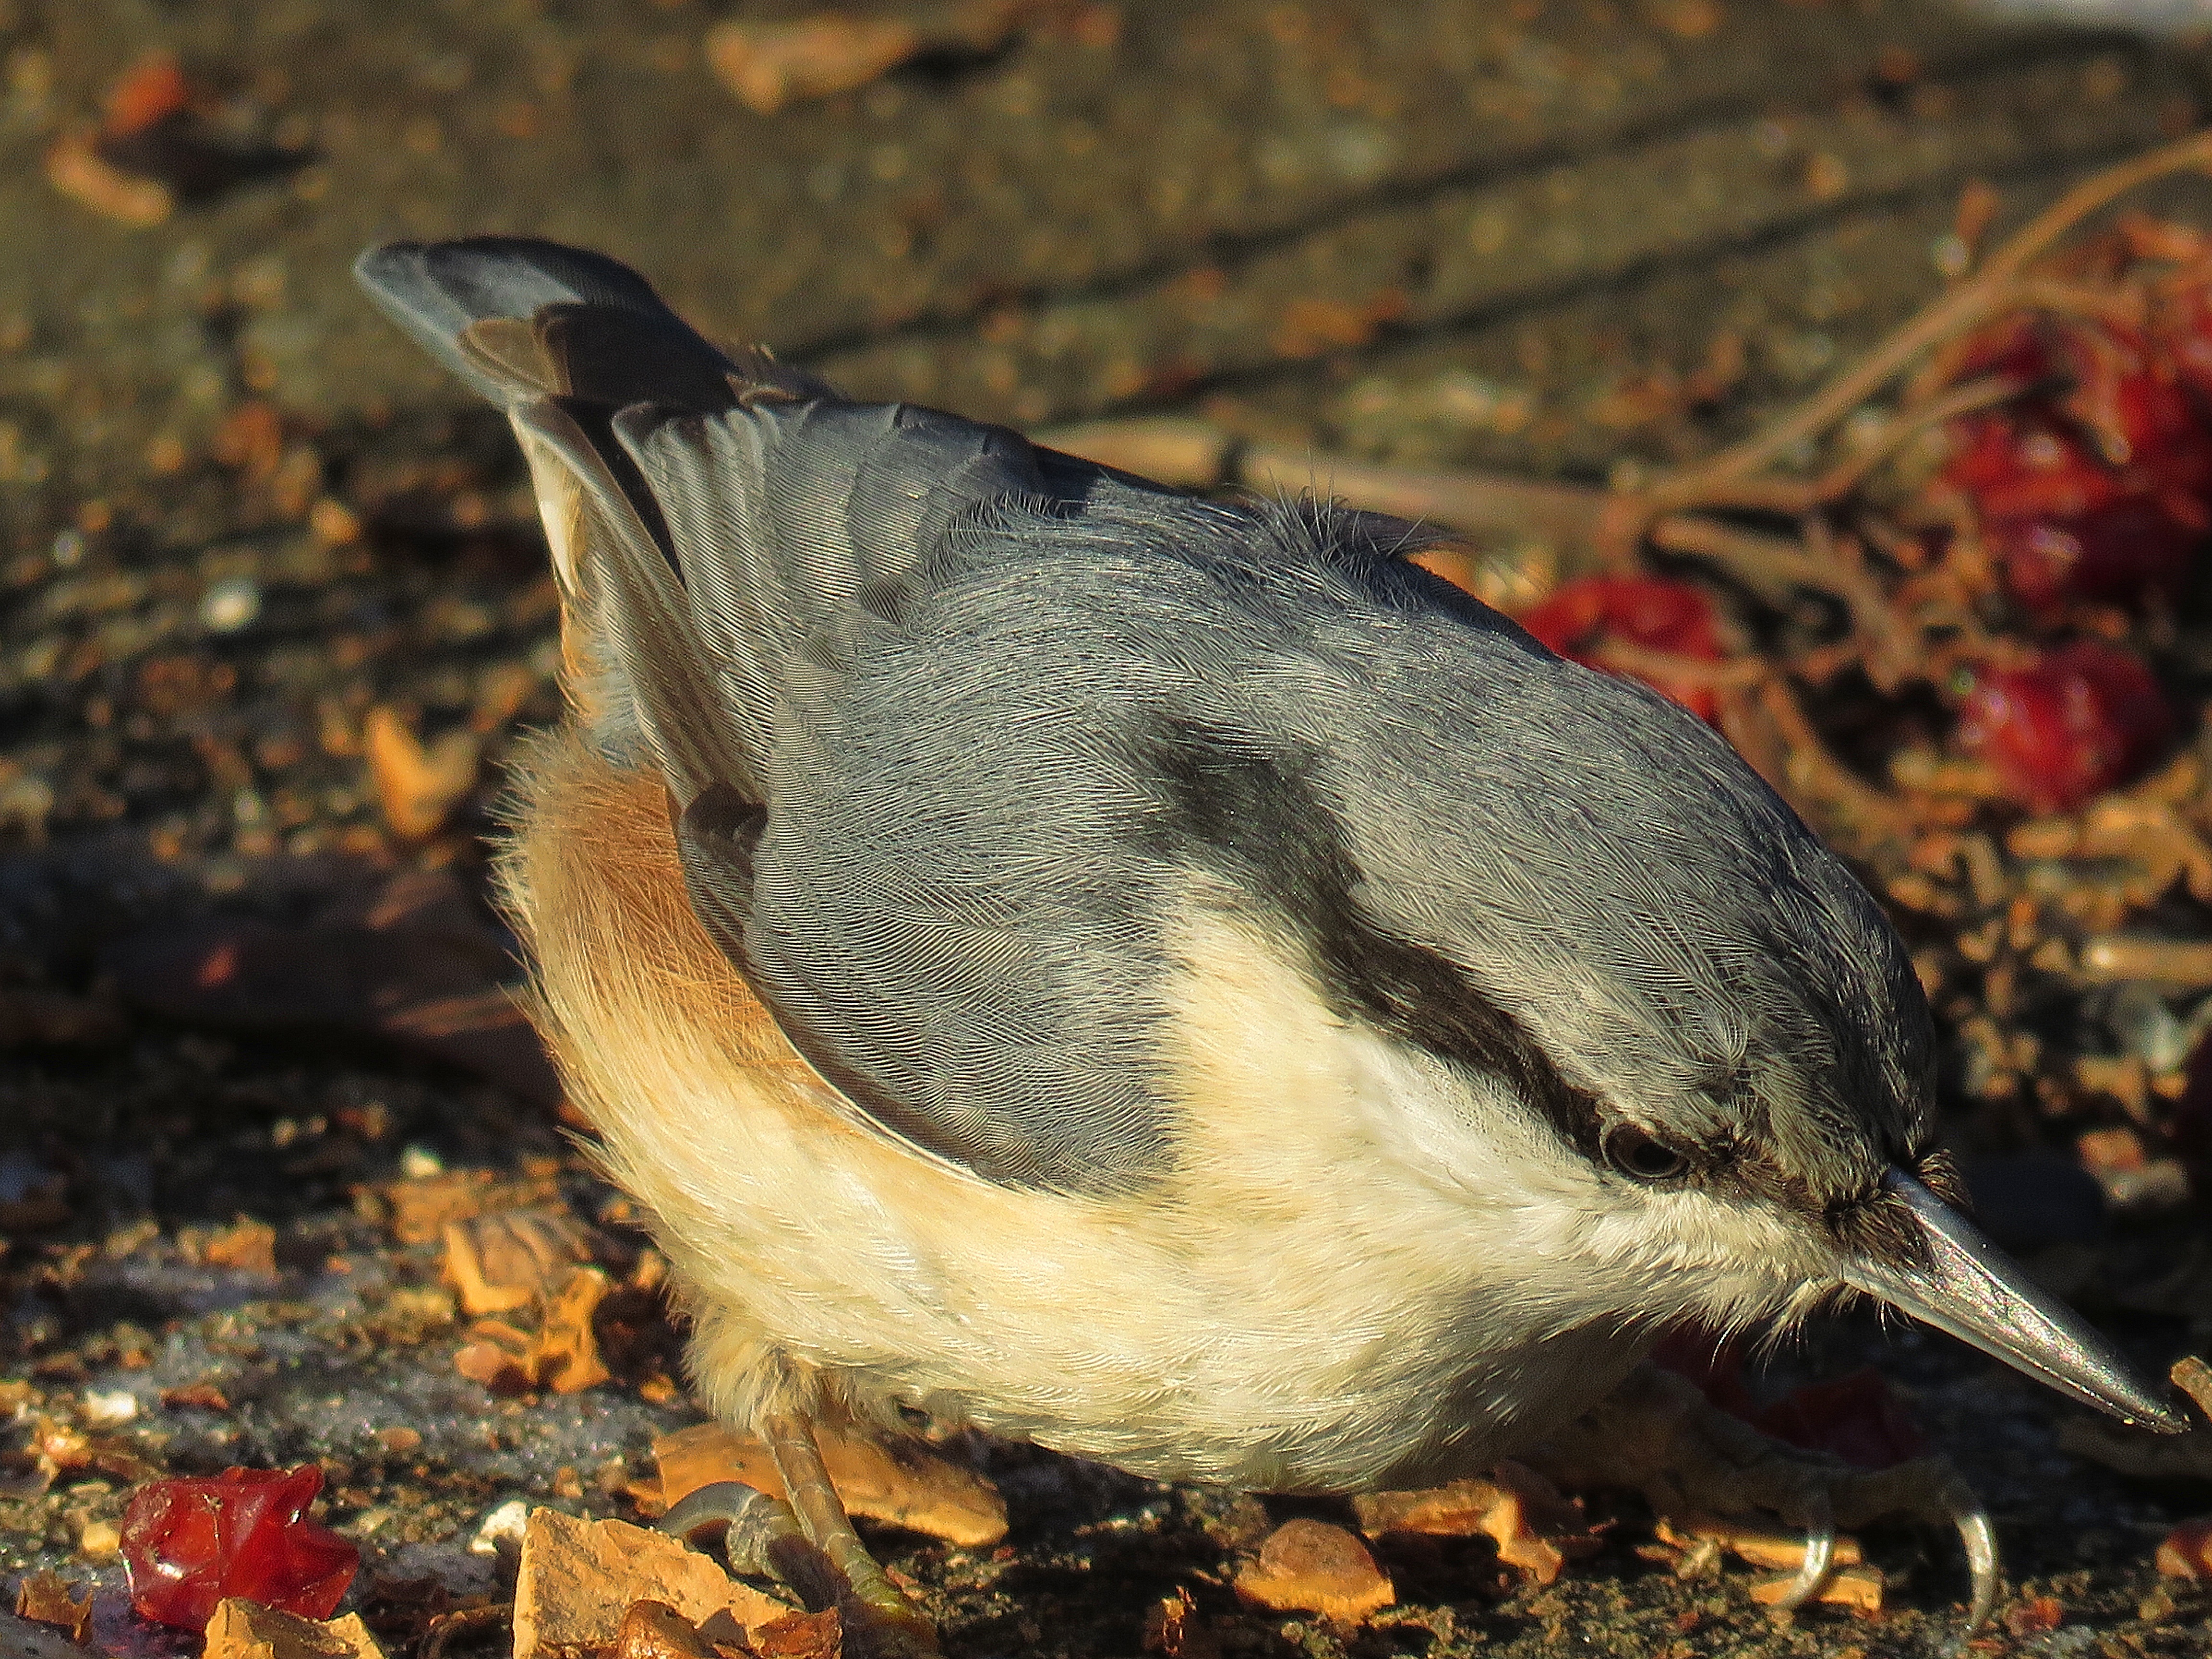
[358,236,1195,1192]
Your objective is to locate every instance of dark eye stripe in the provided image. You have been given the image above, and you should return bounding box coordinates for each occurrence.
[1141,715,1607,1164]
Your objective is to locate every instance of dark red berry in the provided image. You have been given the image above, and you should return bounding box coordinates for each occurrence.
[1955,642,2176,812]
[1987,494,2205,612]
[120,1465,359,1629]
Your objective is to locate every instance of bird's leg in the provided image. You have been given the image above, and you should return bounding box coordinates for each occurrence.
[765,1413,942,1659]
[657,1416,940,1659]
[1525,1363,1999,1628]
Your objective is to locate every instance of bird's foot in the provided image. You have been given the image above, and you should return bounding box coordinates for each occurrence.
[1524,1362,1997,1628]
[661,1414,940,1659]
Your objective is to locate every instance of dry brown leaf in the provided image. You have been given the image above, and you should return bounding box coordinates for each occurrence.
[1354,1463,1602,1585]
[203,1601,387,1659]
[365,706,481,840]
[511,1510,791,1659]
[653,1420,1007,1547]
[1654,1515,1863,1571]
[382,1167,566,1246]
[703,16,923,113]
[750,1609,841,1659]
[535,1267,614,1395]
[442,1208,595,1316]
[46,130,173,224]
[13,1572,92,1645]
[1232,1519,1394,1623]
[2158,1519,2212,1579]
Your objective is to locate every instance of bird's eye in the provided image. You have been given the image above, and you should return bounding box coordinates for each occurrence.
[1603,1122,1691,1183]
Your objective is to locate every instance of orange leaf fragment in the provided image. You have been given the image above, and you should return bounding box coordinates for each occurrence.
[652,1420,1007,1547]
[202,1599,387,1659]
[510,1510,790,1659]
[442,1208,594,1316]
[364,707,480,840]
[13,1572,92,1645]
[2157,1518,2212,1579]
[1232,1519,1394,1623]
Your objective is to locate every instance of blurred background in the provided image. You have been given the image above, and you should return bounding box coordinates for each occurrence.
[16,2,2212,1657]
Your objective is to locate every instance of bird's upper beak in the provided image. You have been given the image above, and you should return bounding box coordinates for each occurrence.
[1842,1167,2188,1433]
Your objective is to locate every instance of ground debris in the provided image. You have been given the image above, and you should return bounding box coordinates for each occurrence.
[650,1420,1006,1547]
[442,1207,597,1316]
[510,1510,792,1659]
[1353,1462,1603,1584]
[12,1571,93,1645]
[204,1600,388,1659]
[1232,1519,1395,1622]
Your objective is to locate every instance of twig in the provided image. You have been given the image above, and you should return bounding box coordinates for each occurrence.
[1637,128,2212,518]
[1234,441,1617,551]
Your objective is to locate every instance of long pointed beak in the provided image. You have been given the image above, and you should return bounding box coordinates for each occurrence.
[1841,1167,2188,1433]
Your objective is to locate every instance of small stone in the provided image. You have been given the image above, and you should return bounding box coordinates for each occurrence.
[199,577,263,634]
[202,1600,386,1659]
[469,1499,531,1558]
[1232,1519,1394,1623]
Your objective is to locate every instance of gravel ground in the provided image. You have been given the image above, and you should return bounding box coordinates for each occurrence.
[10,3,2212,1658]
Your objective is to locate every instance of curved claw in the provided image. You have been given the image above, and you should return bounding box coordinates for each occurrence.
[1769,1488,1836,1612]
[1948,1481,2000,1632]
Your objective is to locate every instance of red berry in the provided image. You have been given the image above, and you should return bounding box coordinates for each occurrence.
[1518,576,1725,721]
[1756,1368,1927,1469]
[1944,415,2121,524]
[1986,493,2205,612]
[120,1465,358,1629]
[1955,642,2176,813]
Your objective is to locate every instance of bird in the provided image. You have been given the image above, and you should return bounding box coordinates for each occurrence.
[356,236,2185,1651]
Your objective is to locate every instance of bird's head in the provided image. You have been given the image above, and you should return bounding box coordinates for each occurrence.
[1186,548,2185,1431]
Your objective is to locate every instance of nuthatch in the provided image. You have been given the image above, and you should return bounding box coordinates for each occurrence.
[358,238,2184,1648]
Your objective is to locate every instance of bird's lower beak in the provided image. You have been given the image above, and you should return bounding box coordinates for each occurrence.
[1842,1167,2188,1433]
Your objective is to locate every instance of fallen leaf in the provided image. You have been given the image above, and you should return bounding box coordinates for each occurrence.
[1655,1515,1863,1572]
[203,1599,387,1659]
[1748,1564,1883,1611]
[443,1209,596,1316]
[750,1608,841,1659]
[365,707,481,840]
[1354,1462,1603,1585]
[1232,1519,1394,1623]
[13,1572,92,1645]
[510,1510,790,1659]
[2157,1519,2212,1579]
[381,1166,565,1246]
[535,1267,614,1395]
[653,1420,1007,1548]
[455,1320,539,1395]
